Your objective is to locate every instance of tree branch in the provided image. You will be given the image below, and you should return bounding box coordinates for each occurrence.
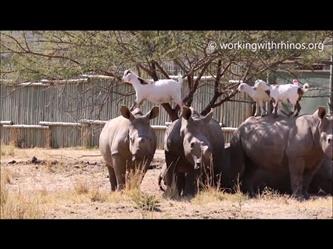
[152,60,170,79]
[173,58,188,72]
[211,88,239,108]
[1,38,81,65]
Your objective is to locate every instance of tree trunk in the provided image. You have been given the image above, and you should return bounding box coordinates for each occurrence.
[200,93,220,116]
[161,103,179,122]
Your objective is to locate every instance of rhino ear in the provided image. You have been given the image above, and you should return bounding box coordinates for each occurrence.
[313,107,326,120]
[120,106,134,120]
[182,106,192,120]
[145,106,159,120]
[202,109,214,123]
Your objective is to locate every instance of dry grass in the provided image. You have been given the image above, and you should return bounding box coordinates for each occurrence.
[1,174,44,219]
[71,177,130,203]
[192,187,225,204]
[1,143,15,157]
[90,188,109,203]
[192,186,248,205]
[44,160,64,174]
[126,169,144,191]
[124,166,160,211]
[45,161,56,173]
[1,192,44,219]
[1,168,13,184]
[1,147,331,219]
[1,166,44,219]
[1,176,8,210]
[256,187,284,200]
[125,161,150,191]
[73,178,90,195]
[300,196,333,210]
[193,176,248,205]
[129,189,160,212]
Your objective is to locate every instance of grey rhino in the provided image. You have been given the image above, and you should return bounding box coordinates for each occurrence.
[309,156,332,195]
[99,106,159,191]
[160,106,225,196]
[233,156,332,195]
[229,107,333,199]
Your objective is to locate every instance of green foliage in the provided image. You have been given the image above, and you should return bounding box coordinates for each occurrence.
[1,31,331,113]
[1,31,330,81]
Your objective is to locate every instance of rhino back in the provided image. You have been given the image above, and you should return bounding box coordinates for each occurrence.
[164,119,184,156]
[99,116,131,160]
[206,119,225,169]
[238,116,291,171]
[207,119,225,152]
[287,114,323,160]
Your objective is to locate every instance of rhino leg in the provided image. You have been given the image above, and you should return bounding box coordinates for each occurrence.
[241,166,257,197]
[112,155,126,191]
[183,170,198,196]
[107,166,117,191]
[288,158,305,199]
[164,153,179,189]
[302,169,319,199]
[158,163,168,191]
[176,172,185,196]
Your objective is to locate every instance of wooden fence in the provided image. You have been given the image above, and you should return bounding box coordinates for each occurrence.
[0,120,237,149]
[1,70,330,149]
[0,76,251,148]
[0,76,252,125]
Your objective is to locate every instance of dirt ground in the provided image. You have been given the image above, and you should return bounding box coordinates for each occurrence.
[1,145,332,219]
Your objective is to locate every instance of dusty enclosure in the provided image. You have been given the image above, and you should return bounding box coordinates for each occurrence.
[0,145,332,219]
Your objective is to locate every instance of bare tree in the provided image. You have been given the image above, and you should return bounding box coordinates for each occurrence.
[1,31,330,121]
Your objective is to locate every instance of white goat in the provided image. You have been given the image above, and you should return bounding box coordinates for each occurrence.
[254,79,309,117]
[122,70,183,110]
[237,82,271,116]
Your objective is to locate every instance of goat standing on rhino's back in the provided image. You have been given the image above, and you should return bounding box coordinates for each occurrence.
[237,82,271,117]
[99,106,159,191]
[254,79,309,117]
[229,107,333,199]
[122,70,183,111]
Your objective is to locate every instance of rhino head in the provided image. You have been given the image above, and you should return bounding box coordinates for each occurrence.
[120,106,159,161]
[180,106,213,170]
[314,107,333,160]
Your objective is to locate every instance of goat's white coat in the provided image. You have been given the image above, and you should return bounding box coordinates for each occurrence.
[238,82,271,116]
[254,79,309,115]
[122,70,183,108]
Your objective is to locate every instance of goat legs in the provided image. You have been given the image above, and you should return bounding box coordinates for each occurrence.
[129,103,137,111]
[293,101,301,117]
[254,102,260,117]
[129,100,143,112]
[259,101,267,117]
[272,100,279,118]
